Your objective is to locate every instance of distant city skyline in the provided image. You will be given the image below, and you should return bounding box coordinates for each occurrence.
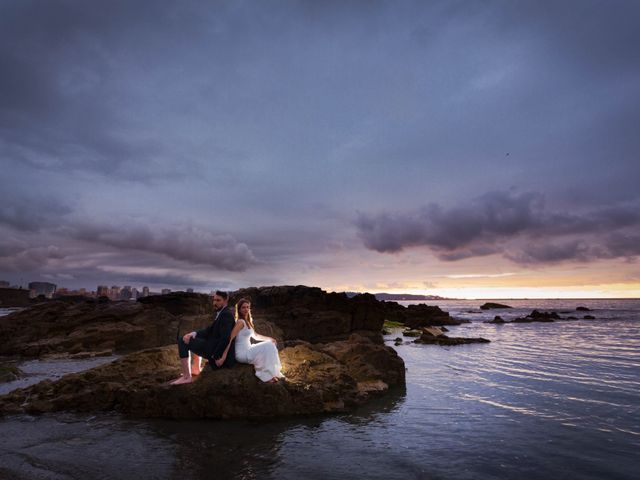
[1,1,639,299]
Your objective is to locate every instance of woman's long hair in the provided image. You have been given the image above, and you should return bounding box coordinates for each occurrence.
[235,298,255,330]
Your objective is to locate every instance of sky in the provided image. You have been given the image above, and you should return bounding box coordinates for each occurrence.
[1,0,639,298]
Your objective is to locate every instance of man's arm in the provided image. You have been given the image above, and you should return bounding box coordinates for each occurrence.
[195,320,214,339]
[212,315,235,360]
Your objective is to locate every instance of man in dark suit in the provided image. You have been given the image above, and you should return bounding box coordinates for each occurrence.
[170,290,236,385]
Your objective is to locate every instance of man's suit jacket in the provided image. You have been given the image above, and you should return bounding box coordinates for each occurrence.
[196,306,237,368]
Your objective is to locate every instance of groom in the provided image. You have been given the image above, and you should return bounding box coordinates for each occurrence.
[170,290,237,385]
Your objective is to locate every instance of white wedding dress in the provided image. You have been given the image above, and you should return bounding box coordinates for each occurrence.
[234,319,285,382]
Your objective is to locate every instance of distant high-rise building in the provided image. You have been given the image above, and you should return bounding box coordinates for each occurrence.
[142,286,149,297]
[28,282,57,298]
[97,285,109,297]
[131,287,138,300]
[110,285,120,300]
[161,288,171,295]
[120,286,132,300]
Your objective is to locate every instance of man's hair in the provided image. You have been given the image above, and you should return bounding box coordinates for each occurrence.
[214,290,229,300]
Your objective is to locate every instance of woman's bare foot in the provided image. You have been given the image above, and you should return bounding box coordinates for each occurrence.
[170,376,193,385]
[266,378,278,383]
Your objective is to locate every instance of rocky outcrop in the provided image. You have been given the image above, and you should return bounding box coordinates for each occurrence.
[0,334,405,419]
[0,286,468,361]
[0,287,393,359]
[0,288,30,307]
[229,287,389,342]
[513,310,560,323]
[412,326,490,346]
[487,315,505,324]
[0,362,21,383]
[483,309,594,324]
[0,299,201,358]
[401,304,465,328]
[576,306,591,311]
[480,302,512,310]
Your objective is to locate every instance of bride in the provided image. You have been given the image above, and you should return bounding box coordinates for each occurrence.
[216,298,285,383]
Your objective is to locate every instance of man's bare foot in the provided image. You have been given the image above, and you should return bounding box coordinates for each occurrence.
[170,376,193,385]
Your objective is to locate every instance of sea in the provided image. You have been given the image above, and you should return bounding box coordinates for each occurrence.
[0,299,638,479]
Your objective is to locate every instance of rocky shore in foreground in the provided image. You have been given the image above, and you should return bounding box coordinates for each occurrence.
[0,286,412,419]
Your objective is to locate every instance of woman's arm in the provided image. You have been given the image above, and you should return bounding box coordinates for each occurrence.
[215,319,245,366]
[251,327,277,344]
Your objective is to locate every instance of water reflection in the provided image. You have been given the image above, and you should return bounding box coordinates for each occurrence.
[0,387,407,480]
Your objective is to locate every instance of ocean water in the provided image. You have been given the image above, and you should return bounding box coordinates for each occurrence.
[0,299,638,479]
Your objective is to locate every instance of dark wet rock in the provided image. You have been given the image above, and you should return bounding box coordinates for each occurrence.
[566,316,578,320]
[583,315,596,320]
[394,338,403,346]
[414,333,490,346]
[402,329,422,337]
[576,306,591,311]
[0,362,22,383]
[512,310,560,323]
[480,302,512,310]
[485,315,506,324]
[530,310,561,320]
[0,334,405,419]
[410,326,490,346]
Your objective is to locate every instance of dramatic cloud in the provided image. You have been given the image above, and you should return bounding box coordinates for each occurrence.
[356,191,640,264]
[65,220,256,272]
[356,191,544,253]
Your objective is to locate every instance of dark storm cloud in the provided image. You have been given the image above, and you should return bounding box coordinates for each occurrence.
[356,190,640,264]
[356,191,545,253]
[64,220,256,271]
[0,243,66,272]
[93,270,218,289]
[0,191,256,272]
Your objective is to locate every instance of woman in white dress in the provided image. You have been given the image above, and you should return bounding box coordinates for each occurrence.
[216,298,285,383]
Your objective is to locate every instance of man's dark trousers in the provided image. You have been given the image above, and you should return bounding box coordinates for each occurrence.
[177,305,237,368]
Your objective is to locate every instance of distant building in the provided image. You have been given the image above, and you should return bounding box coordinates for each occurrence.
[28,282,57,298]
[142,286,149,297]
[131,287,138,300]
[161,288,171,295]
[0,280,9,288]
[186,288,194,293]
[110,285,120,300]
[97,285,109,297]
[120,286,132,300]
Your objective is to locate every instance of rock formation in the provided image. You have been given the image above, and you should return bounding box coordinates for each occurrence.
[0,286,407,419]
[0,334,405,419]
[480,302,512,310]
[412,326,490,346]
